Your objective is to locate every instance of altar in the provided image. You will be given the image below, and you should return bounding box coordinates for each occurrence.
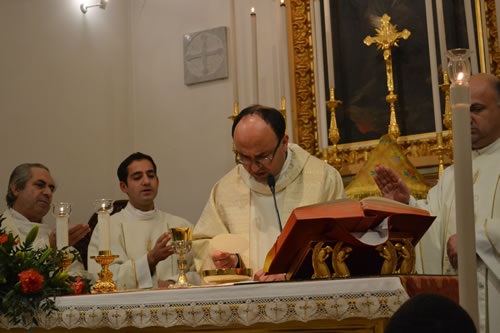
[3,277,411,332]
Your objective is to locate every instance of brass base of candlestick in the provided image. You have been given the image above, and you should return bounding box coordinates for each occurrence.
[91,250,119,294]
[58,253,73,272]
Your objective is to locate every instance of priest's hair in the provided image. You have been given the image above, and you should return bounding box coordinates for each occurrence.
[6,163,50,208]
[232,104,286,142]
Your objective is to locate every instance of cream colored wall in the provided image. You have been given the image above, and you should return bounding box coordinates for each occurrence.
[0,0,132,225]
[0,0,285,225]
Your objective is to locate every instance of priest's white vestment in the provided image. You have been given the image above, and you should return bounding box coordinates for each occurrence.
[192,143,345,273]
[88,203,199,290]
[411,138,500,332]
[1,208,88,278]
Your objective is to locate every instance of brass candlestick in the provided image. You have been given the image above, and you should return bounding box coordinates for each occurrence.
[431,132,449,178]
[326,88,343,170]
[91,250,119,294]
[169,227,193,288]
[59,253,73,272]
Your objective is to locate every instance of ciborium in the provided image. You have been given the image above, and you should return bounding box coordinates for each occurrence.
[169,227,192,288]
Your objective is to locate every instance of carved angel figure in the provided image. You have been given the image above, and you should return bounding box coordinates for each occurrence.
[311,242,332,279]
[331,241,352,278]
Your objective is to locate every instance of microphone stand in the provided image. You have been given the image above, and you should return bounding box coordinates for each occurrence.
[267,175,283,232]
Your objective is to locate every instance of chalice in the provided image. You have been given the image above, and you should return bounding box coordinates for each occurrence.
[169,227,192,288]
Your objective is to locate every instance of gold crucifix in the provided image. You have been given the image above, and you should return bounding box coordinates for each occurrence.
[364,14,410,139]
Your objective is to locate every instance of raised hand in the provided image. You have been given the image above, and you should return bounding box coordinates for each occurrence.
[373,166,410,204]
[147,232,175,273]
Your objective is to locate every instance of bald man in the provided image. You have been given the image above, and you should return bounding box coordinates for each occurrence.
[374,73,500,332]
[192,105,345,282]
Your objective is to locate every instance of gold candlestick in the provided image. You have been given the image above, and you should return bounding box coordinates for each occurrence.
[430,132,449,178]
[91,250,119,294]
[326,88,343,170]
[58,253,73,272]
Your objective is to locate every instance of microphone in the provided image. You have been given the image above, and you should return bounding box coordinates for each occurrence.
[267,175,283,232]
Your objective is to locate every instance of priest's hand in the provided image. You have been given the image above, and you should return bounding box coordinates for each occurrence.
[373,166,410,204]
[447,234,458,269]
[68,224,91,246]
[212,251,238,269]
[147,232,175,274]
[48,223,91,248]
[253,269,286,282]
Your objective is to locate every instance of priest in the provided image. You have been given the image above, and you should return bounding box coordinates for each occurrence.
[373,73,500,333]
[192,105,345,281]
[1,163,90,275]
[87,152,200,289]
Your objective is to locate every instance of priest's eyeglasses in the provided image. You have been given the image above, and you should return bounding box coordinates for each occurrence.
[235,140,281,166]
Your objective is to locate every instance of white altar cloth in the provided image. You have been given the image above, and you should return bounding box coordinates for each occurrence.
[1,277,409,330]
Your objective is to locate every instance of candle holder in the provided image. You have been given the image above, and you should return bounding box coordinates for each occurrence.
[58,253,73,272]
[325,88,343,170]
[94,199,114,215]
[90,250,119,294]
[169,227,193,288]
[52,202,71,250]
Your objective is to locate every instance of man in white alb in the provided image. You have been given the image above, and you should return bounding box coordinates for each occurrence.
[88,152,199,290]
[192,105,346,281]
[373,73,500,332]
[1,163,90,274]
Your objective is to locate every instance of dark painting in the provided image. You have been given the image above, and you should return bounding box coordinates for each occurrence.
[323,0,469,144]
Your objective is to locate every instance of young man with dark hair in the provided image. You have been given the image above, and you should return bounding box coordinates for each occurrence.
[88,152,199,289]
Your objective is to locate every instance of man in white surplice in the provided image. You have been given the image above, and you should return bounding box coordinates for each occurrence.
[88,153,199,290]
[192,105,346,282]
[373,73,500,333]
[1,163,90,276]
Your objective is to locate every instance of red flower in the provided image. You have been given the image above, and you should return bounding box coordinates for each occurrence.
[70,277,86,295]
[0,234,7,245]
[18,268,44,294]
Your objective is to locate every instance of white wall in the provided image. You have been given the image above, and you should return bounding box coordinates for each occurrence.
[0,0,132,224]
[0,0,285,225]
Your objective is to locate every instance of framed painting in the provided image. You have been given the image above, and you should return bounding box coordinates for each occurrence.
[286,0,500,176]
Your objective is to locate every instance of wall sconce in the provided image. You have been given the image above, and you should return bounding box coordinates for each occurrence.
[80,0,108,14]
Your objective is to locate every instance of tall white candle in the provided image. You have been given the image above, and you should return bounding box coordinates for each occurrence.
[425,0,443,133]
[56,214,68,249]
[230,0,239,104]
[464,0,479,73]
[450,81,480,328]
[436,0,448,69]
[312,0,328,150]
[98,213,111,251]
[323,0,335,89]
[279,0,287,98]
[251,7,259,103]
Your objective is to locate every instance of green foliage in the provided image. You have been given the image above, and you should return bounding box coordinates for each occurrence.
[0,215,91,327]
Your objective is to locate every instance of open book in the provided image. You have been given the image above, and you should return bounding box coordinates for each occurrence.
[264,197,435,276]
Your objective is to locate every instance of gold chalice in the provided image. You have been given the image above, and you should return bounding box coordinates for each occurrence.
[169,227,192,288]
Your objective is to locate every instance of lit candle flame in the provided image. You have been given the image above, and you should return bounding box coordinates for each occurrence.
[251,7,255,14]
[281,0,284,4]
[457,72,464,82]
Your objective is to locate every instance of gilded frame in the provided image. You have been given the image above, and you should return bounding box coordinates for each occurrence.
[287,0,500,176]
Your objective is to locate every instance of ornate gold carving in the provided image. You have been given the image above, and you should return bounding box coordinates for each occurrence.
[290,0,319,155]
[485,0,500,76]
[395,239,416,274]
[331,241,352,278]
[364,14,410,139]
[311,241,332,279]
[91,251,119,293]
[376,241,398,274]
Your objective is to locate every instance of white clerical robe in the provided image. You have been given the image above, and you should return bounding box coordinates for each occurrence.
[192,143,346,273]
[88,203,200,290]
[1,208,88,278]
[411,138,500,333]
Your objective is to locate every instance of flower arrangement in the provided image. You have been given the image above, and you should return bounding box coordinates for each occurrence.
[0,216,91,326]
